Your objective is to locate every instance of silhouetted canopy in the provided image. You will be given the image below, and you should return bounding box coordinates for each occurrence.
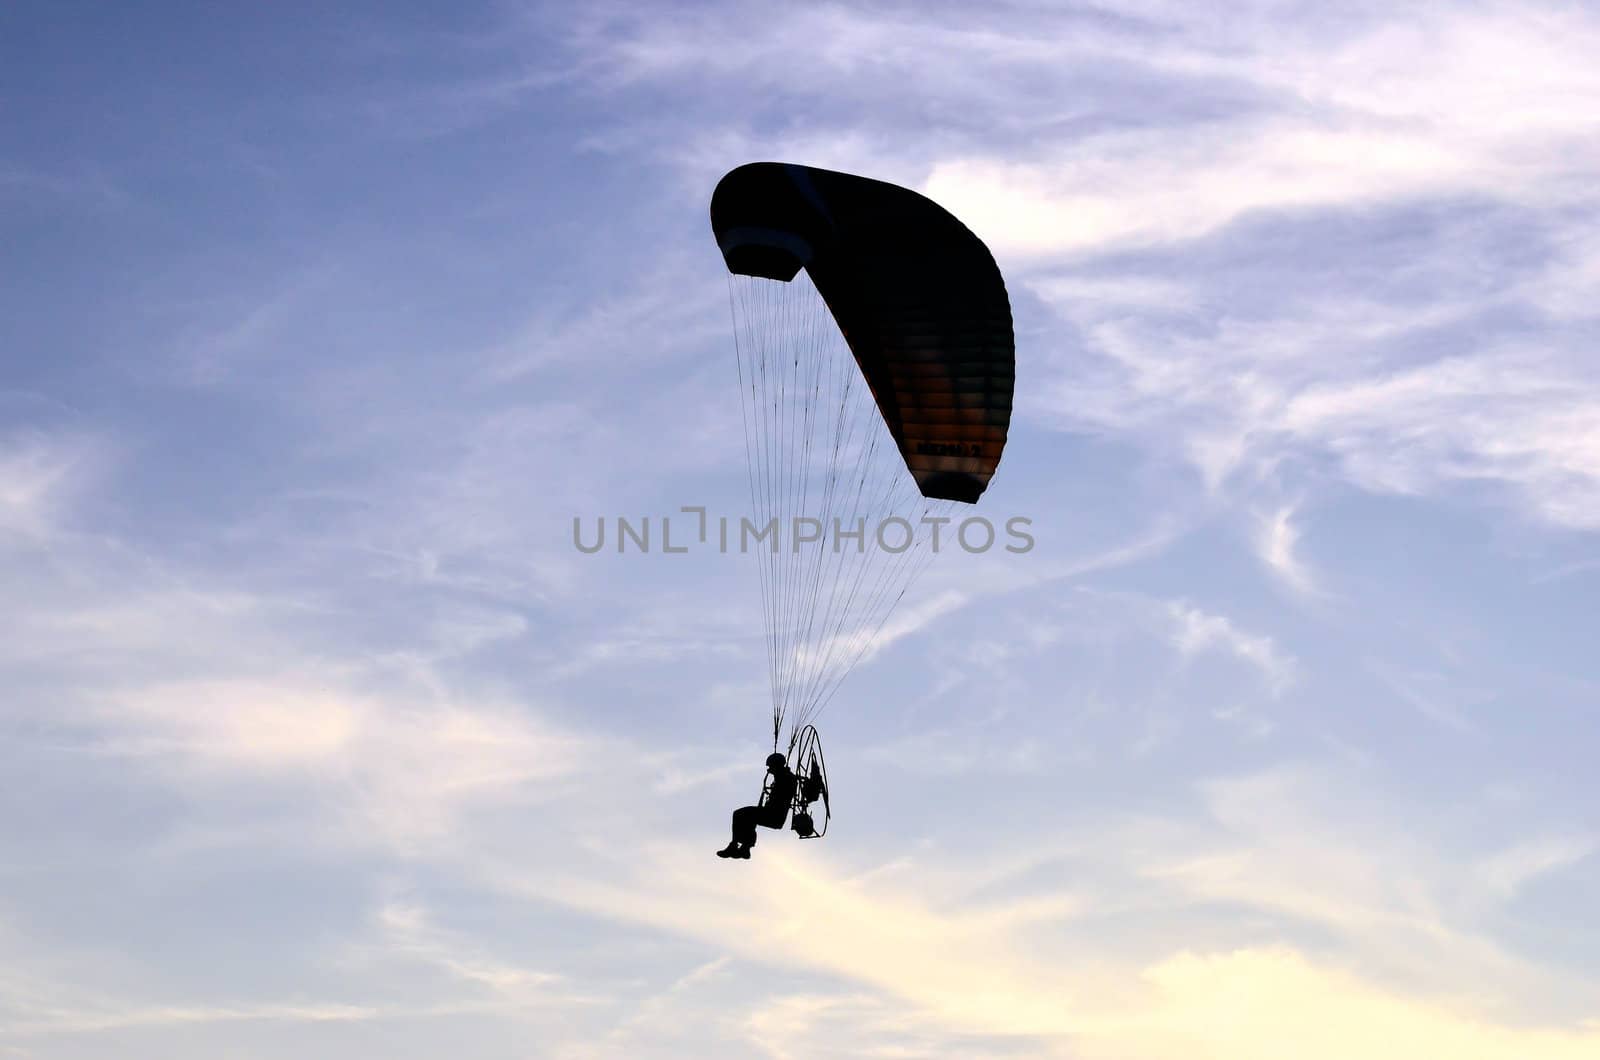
[711,162,1014,503]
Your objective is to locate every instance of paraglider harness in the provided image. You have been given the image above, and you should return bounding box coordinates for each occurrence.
[772,724,830,839]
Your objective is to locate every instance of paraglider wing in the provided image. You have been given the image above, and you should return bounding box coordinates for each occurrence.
[711,162,1014,503]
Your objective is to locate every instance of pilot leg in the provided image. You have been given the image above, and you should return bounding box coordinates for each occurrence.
[731,806,760,849]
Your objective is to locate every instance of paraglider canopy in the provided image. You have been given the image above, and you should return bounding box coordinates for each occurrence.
[711,162,1014,505]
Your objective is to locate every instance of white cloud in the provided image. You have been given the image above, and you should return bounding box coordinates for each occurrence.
[1282,353,1600,528]
[1,1000,379,1036]
[926,123,1478,260]
[1255,504,1317,595]
[1148,764,1600,1012]
[1475,834,1597,901]
[1168,601,1296,695]
[480,261,727,383]
[799,588,968,675]
[107,680,363,765]
[0,429,98,538]
[172,267,335,386]
[99,678,586,848]
[369,898,568,999]
[1366,663,1485,737]
[472,759,1600,1056]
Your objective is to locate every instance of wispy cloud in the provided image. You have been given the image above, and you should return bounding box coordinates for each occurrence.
[478,760,1600,1055]
[1168,601,1297,695]
[479,262,727,384]
[1,1000,378,1037]
[1282,351,1600,528]
[367,898,569,999]
[1255,503,1317,596]
[1475,833,1597,901]
[0,429,99,538]
[95,678,587,848]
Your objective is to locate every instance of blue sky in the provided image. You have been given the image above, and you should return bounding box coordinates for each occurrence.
[3,1,1599,1056]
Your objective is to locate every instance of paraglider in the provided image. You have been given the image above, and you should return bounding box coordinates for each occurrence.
[717,724,831,859]
[709,163,1013,852]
